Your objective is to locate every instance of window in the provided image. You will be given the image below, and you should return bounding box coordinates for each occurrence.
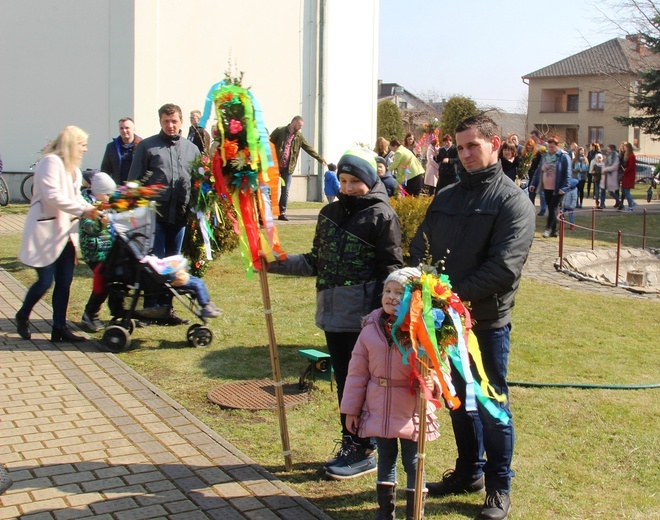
[633,127,641,149]
[588,126,604,146]
[589,91,604,110]
[567,94,579,112]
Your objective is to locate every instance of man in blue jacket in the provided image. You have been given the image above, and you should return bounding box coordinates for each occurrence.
[101,117,142,185]
[410,115,535,520]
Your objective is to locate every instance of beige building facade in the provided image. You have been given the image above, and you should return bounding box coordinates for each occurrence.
[524,36,660,157]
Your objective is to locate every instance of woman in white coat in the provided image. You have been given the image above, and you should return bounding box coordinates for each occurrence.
[423,138,440,193]
[16,126,99,342]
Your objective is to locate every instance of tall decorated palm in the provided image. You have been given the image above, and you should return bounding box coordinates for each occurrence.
[198,72,291,470]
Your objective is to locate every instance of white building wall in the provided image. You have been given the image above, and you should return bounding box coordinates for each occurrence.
[0,0,380,201]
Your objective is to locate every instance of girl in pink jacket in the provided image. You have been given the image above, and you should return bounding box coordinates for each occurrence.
[340,267,440,519]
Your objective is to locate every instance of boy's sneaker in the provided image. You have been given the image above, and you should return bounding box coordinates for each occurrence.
[325,440,376,480]
[427,469,485,497]
[542,228,551,238]
[478,490,511,520]
[81,312,103,332]
[201,302,222,318]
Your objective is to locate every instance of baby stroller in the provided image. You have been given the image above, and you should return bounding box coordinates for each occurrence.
[101,204,214,352]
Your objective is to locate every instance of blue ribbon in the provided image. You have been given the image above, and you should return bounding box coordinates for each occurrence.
[447,307,510,424]
[199,80,226,129]
[248,90,273,168]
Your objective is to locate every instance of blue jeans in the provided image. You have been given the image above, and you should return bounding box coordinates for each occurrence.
[593,180,601,202]
[182,276,210,306]
[17,241,76,329]
[600,188,620,209]
[278,167,293,215]
[621,188,635,209]
[149,221,186,307]
[447,325,514,493]
[376,437,420,489]
[153,221,186,258]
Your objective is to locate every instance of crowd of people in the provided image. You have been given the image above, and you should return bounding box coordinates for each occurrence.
[9,108,650,520]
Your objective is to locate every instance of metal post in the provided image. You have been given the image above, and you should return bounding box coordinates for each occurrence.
[591,207,596,251]
[642,209,647,250]
[615,230,622,287]
[558,212,564,269]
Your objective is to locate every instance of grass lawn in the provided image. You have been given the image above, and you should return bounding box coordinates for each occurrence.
[1,200,659,519]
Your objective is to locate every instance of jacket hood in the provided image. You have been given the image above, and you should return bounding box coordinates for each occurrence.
[457,162,503,189]
[337,178,391,213]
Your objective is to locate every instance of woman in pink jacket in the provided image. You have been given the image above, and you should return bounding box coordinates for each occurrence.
[340,267,440,519]
[16,126,98,342]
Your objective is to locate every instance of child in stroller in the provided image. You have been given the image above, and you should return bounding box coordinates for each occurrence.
[139,254,221,319]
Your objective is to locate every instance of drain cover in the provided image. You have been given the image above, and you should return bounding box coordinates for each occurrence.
[208,379,308,411]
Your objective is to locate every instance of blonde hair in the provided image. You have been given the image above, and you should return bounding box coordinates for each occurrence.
[43,125,89,172]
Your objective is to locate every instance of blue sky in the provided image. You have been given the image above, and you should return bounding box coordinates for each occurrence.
[378,0,626,112]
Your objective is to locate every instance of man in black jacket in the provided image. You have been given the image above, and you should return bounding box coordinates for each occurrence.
[128,104,200,325]
[435,133,459,192]
[410,115,535,520]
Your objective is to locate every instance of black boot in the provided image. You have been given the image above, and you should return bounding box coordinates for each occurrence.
[15,314,31,340]
[405,488,427,520]
[375,483,396,520]
[51,327,85,343]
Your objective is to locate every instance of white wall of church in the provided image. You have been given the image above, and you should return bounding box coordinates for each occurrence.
[0,0,379,201]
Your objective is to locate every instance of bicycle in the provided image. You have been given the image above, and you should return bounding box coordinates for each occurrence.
[20,173,34,202]
[0,172,9,206]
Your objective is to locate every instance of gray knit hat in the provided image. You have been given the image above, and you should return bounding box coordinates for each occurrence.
[384,267,421,287]
[337,147,378,189]
[91,172,117,196]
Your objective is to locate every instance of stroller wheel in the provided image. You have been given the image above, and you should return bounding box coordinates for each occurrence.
[187,325,213,348]
[110,317,135,335]
[103,325,131,352]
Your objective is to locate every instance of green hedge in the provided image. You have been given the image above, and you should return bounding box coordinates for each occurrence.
[389,195,433,262]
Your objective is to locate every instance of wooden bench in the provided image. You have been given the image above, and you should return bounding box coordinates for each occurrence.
[298,348,334,390]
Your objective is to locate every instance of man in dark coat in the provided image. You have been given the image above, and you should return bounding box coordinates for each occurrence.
[410,115,535,520]
[100,117,142,185]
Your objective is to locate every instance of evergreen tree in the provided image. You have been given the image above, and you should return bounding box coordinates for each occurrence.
[615,16,660,138]
[377,101,404,141]
[439,96,479,140]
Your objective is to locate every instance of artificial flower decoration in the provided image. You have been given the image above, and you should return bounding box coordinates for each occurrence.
[229,119,243,134]
[96,181,164,212]
[224,139,239,160]
[389,264,510,425]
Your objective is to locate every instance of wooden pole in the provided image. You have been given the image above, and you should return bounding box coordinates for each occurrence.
[258,265,293,471]
[413,355,429,520]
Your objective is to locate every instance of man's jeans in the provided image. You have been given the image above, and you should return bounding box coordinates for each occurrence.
[278,167,293,215]
[147,221,186,308]
[448,325,514,493]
